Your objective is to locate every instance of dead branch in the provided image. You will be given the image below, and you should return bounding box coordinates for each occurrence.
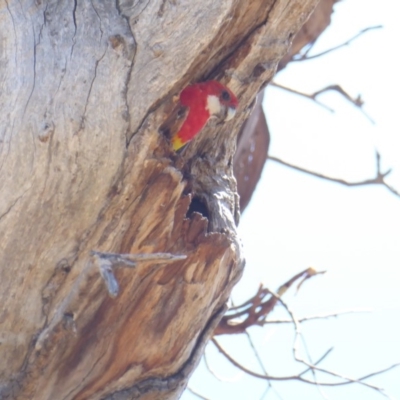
[208,272,398,399]
[270,82,374,122]
[293,25,383,61]
[212,337,339,386]
[186,387,210,400]
[215,268,325,335]
[244,330,284,400]
[212,310,399,399]
[269,81,335,113]
[260,385,285,400]
[244,330,269,375]
[268,151,400,198]
[270,82,334,112]
[265,308,372,324]
[204,350,243,383]
[270,291,399,399]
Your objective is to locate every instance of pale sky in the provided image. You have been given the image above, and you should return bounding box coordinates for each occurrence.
[184,1,400,399]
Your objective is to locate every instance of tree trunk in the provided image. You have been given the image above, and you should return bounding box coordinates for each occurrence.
[0,1,318,399]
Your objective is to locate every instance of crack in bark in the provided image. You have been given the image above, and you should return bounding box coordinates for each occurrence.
[42,1,49,26]
[0,117,15,174]
[22,21,37,125]
[137,0,151,18]
[90,0,104,42]
[4,0,17,66]
[122,57,135,148]
[78,49,107,133]
[35,2,46,46]
[0,193,25,223]
[28,18,41,161]
[115,0,137,147]
[61,350,109,400]
[70,0,78,58]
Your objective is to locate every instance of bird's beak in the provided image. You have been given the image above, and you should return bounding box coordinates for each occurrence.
[225,105,237,122]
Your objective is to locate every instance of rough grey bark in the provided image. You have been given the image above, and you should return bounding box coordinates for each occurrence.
[0,1,319,399]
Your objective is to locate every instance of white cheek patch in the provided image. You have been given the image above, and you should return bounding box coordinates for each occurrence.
[225,106,236,121]
[206,94,222,116]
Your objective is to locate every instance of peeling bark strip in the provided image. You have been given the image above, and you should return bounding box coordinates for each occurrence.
[0,1,319,399]
[92,251,187,297]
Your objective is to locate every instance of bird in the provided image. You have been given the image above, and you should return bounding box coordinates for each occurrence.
[169,80,239,151]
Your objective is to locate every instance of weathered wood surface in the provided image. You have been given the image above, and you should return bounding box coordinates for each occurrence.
[0,1,320,399]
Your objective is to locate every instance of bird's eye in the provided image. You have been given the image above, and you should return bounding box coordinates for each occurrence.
[221,90,231,102]
[177,107,186,118]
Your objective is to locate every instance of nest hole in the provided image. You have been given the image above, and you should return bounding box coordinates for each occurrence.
[186,196,210,219]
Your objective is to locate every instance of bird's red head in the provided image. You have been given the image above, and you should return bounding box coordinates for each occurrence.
[171,80,238,150]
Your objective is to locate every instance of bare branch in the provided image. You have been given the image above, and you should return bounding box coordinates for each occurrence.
[293,25,383,61]
[268,152,400,199]
[299,347,334,376]
[212,335,332,384]
[269,291,399,399]
[213,336,400,390]
[315,85,374,123]
[260,384,284,400]
[270,82,334,112]
[211,337,337,385]
[187,387,211,400]
[210,267,398,399]
[299,332,330,399]
[244,330,269,375]
[204,350,243,383]
[212,289,399,400]
[212,337,302,381]
[242,326,281,400]
[270,82,374,122]
[264,309,373,324]
[215,268,324,335]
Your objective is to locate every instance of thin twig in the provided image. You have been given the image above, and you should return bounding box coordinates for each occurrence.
[316,85,373,123]
[299,334,330,400]
[245,330,269,375]
[270,82,374,122]
[213,296,400,400]
[260,384,285,400]
[211,269,398,399]
[299,348,334,376]
[216,268,324,335]
[239,303,279,400]
[212,337,334,384]
[293,25,383,61]
[212,337,302,381]
[264,309,373,324]
[269,291,399,399]
[268,152,400,199]
[187,387,211,400]
[259,386,271,400]
[270,82,334,112]
[204,349,243,383]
